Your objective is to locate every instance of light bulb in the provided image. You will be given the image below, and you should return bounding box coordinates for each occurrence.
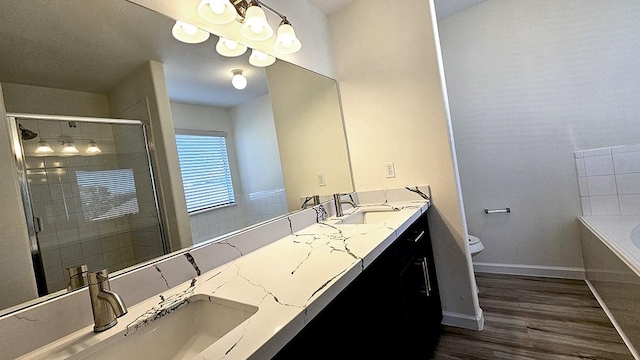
[198,0,237,24]
[216,37,248,57]
[86,140,102,155]
[231,69,247,90]
[61,141,79,155]
[249,49,276,67]
[274,21,302,54]
[35,139,54,154]
[241,5,273,41]
[172,21,210,44]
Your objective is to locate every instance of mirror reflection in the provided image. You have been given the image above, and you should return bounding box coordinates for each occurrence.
[0,0,353,315]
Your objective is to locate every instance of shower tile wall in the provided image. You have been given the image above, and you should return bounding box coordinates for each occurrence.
[575,143,640,216]
[189,189,288,244]
[20,119,163,293]
[112,124,163,263]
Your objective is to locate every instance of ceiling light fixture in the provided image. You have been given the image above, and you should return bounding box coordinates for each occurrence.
[249,49,276,67]
[193,0,302,59]
[86,140,102,155]
[171,20,210,44]
[231,69,247,90]
[216,37,248,57]
[35,139,54,154]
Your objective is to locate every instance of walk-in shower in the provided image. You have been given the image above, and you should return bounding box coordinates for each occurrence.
[8,114,167,295]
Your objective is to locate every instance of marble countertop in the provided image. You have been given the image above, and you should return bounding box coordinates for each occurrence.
[21,199,430,360]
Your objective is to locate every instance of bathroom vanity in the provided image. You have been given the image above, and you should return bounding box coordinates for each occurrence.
[6,188,439,359]
[273,209,442,359]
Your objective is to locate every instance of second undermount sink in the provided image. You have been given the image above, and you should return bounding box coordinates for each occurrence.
[75,295,258,360]
[333,207,404,225]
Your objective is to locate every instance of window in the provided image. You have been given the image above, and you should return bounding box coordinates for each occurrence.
[76,169,140,221]
[175,130,235,213]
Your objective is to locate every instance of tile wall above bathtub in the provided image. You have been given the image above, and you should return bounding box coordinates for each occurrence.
[575,144,640,216]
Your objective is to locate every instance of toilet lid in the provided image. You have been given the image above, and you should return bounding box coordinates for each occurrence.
[468,235,480,245]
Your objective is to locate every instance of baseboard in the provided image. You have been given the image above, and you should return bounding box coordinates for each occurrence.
[441,308,484,331]
[585,280,640,360]
[473,262,585,280]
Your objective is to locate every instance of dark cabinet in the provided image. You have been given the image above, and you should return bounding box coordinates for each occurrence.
[273,211,441,359]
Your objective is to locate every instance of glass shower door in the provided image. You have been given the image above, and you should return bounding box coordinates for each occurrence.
[12,115,167,294]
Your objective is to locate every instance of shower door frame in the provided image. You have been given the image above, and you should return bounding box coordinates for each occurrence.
[7,113,169,295]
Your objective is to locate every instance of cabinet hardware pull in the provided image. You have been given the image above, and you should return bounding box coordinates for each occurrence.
[420,257,431,296]
[413,230,425,243]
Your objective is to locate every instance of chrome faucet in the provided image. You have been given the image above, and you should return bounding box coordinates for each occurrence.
[88,269,128,332]
[301,195,320,209]
[333,193,357,217]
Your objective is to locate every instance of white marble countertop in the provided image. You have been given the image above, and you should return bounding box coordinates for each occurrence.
[20,200,430,360]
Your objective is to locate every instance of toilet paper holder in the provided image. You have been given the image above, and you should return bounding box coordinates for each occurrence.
[484,207,511,214]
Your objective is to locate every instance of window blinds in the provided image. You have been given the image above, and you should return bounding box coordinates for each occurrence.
[175,133,235,213]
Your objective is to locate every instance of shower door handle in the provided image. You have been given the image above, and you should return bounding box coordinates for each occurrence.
[34,217,44,233]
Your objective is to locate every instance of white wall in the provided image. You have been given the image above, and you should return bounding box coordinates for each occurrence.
[0,84,39,310]
[267,60,353,211]
[1,83,110,117]
[329,0,481,329]
[230,93,284,196]
[438,0,640,276]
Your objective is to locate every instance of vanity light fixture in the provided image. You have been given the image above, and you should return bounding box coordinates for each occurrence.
[61,140,79,155]
[197,0,237,24]
[274,19,302,54]
[249,49,276,67]
[216,37,248,57]
[171,20,210,44]
[86,140,102,155]
[240,1,273,41]
[195,0,302,57]
[35,139,54,154]
[231,69,248,90]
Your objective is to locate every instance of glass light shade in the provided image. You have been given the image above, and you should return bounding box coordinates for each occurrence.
[240,5,273,41]
[86,140,102,155]
[35,139,54,154]
[171,21,210,44]
[249,49,276,67]
[61,141,79,155]
[274,23,302,54]
[231,70,247,90]
[216,37,248,57]
[197,0,237,24]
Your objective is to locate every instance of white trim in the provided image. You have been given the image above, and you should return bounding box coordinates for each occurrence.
[442,308,484,330]
[585,280,640,360]
[473,262,585,280]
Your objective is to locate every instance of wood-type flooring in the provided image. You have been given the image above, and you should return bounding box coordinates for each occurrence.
[429,273,634,359]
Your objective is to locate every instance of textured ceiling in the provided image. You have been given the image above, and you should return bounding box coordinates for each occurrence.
[0,0,268,108]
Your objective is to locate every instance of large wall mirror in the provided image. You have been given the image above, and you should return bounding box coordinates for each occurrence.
[0,0,353,315]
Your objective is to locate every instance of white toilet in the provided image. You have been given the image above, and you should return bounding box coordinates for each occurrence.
[468,235,485,257]
[468,235,484,294]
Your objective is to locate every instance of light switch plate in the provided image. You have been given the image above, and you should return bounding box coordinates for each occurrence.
[318,173,326,187]
[384,162,396,178]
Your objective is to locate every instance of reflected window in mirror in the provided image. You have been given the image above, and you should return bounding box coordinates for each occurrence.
[175,130,235,214]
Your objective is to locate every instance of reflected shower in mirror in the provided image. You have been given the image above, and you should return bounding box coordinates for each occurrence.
[0,0,353,315]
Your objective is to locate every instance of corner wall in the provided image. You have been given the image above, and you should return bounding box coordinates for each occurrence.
[437,1,640,276]
[328,0,481,329]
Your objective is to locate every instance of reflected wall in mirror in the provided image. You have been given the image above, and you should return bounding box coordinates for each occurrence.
[0,0,353,315]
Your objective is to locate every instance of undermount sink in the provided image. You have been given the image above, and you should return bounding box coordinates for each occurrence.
[74,295,258,360]
[333,207,404,225]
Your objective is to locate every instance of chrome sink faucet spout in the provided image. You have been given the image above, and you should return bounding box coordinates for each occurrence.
[301,195,320,209]
[88,269,128,332]
[333,193,357,217]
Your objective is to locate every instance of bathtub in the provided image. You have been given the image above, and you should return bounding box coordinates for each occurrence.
[579,215,640,359]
